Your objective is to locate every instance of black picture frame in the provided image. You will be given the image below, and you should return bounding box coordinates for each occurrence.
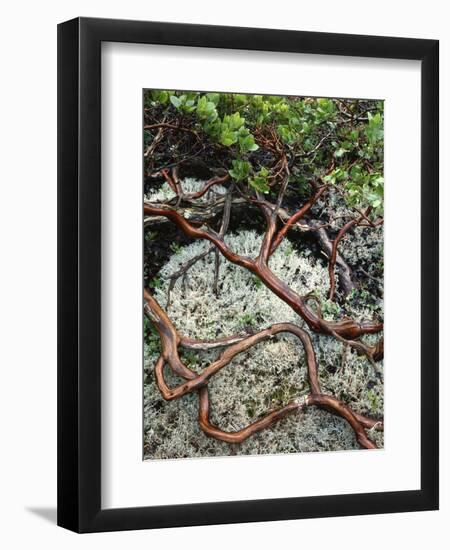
[57,16,439,533]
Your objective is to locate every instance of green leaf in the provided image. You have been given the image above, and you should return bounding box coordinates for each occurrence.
[206,92,220,105]
[249,167,270,193]
[323,174,335,184]
[196,96,218,122]
[150,90,169,105]
[366,112,383,144]
[334,147,348,158]
[239,134,259,153]
[169,95,181,109]
[229,159,251,182]
[277,124,294,143]
[227,111,245,130]
[219,128,238,146]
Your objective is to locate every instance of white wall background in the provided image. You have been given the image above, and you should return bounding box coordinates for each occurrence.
[0,0,447,547]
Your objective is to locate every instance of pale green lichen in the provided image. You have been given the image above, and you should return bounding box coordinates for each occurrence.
[145,177,228,204]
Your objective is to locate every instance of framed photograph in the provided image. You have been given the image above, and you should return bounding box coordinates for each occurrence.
[57,17,439,533]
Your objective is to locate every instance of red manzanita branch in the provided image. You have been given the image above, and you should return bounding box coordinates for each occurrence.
[269,184,328,255]
[183,173,230,200]
[160,168,179,195]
